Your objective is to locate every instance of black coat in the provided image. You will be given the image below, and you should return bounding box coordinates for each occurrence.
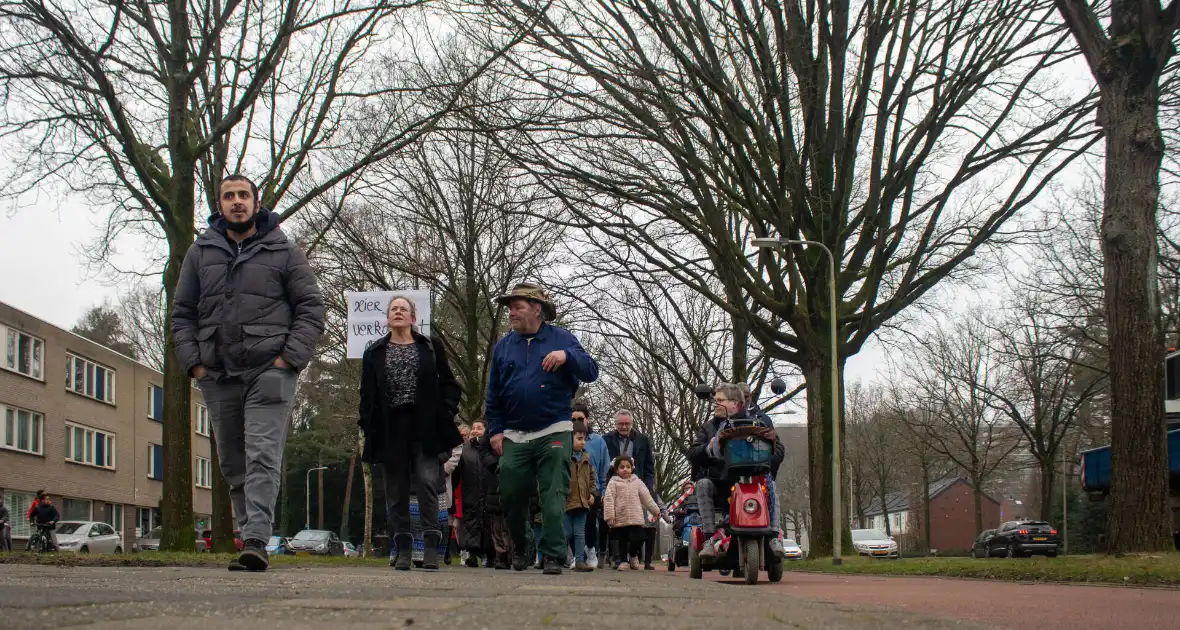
[688,410,785,482]
[455,437,490,549]
[604,430,656,492]
[358,331,462,464]
[477,434,503,513]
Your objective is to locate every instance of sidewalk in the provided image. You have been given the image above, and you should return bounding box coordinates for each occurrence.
[0,563,990,629]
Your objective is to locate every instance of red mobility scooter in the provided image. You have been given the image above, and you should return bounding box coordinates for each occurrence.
[687,385,784,585]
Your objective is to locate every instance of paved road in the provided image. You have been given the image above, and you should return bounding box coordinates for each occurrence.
[693,569,1180,630]
[0,563,989,630]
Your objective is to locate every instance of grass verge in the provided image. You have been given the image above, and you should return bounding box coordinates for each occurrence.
[0,551,388,569]
[785,553,1180,587]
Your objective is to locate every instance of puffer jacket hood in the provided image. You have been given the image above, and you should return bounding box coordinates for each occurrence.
[206,206,279,239]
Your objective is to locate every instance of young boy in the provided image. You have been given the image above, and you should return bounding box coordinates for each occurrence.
[565,421,598,572]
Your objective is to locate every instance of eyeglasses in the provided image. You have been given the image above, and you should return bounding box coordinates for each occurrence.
[715,398,732,404]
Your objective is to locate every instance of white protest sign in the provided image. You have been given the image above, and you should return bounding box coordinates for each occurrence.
[345,290,431,359]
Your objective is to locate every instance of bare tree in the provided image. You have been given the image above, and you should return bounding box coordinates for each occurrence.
[0,1,514,549]
[897,316,1023,535]
[846,383,905,536]
[468,0,1098,554]
[1052,0,1180,553]
[980,291,1106,521]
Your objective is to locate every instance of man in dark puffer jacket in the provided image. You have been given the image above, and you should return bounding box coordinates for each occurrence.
[173,174,324,572]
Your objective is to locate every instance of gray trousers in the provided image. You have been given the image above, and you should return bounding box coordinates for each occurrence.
[695,478,720,534]
[199,367,297,542]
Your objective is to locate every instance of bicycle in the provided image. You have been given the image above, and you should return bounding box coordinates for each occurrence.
[27,522,57,554]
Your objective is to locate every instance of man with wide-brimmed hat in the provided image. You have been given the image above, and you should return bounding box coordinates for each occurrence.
[486,282,599,575]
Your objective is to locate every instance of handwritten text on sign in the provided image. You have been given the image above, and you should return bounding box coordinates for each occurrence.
[345,290,431,359]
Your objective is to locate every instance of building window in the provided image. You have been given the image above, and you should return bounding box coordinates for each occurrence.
[3,490,36,538]
[147,443,163,480]
[147,384,164,422]
[2,404,44,456]
[65,422,116,470]
[137,507,159,537]
[195,404,210,436]
[102,503,124,535]
[65,354,116,404]
[2,325,44,380]
[62,498,92,521]
[195,456,212,489]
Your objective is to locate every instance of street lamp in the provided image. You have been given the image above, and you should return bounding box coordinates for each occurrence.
[306,466,328,530]
[752,236,843,566]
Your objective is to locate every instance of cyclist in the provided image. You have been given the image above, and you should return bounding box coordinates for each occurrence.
[0,494,11,551]
[29,494,60,552]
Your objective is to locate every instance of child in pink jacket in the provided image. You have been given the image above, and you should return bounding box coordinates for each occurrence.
[603,456,661,570]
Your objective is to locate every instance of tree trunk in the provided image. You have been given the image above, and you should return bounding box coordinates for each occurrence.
[340,454,356,539]
[209,437,236,552]
[317,459,325,530]
[1038,460,1056,523]
[972,481,983,535]
[921,463,932,553]
[731,311,749,383]
[280,451,290,536]
[1101,79,1171,554]
[160,235,196,551]
[802,355,848,556]
[362,431,373,557]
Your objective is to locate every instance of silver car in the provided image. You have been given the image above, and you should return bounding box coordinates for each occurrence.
[136,527,208,552]
[851,529,901,559]
[782,538,806,561]
[55,521,123,554]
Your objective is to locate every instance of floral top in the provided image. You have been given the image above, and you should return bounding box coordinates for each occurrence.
[383,341,418,407]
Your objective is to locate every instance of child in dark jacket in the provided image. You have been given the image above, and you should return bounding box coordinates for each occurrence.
[478,431,513,570]
[565,421,598,572]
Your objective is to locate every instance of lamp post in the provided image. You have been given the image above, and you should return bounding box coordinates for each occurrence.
[752,236,843,565]
[306,466,328,529]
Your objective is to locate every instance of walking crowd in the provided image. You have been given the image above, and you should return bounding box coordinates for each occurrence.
[0,175,783,575]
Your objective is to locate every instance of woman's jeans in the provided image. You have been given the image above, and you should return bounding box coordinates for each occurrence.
[383,446,443,539]
[564,510,588,563]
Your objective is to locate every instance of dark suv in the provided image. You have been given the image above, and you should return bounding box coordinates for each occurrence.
[985,520,1060,558]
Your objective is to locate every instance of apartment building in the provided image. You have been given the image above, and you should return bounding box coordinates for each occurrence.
[0,300,213,543]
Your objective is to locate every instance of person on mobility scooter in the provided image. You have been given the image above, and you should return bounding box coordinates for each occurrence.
[688,382,786,584]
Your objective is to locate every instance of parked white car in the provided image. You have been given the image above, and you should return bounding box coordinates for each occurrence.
[782,538,806,561]
[55,521,123,554]
[343,542,359,558]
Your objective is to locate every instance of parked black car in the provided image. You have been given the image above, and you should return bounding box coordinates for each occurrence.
[286,529,346,556]
[974,520,1059,558]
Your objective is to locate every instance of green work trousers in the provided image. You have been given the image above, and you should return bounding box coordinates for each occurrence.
[500,431,572,562]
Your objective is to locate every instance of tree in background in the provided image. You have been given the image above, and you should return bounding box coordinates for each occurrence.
[72,304,137,359]
[897,316,1023,535]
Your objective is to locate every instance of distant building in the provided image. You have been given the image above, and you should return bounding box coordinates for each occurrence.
[855,477,1001,552]
[0,300,213,543]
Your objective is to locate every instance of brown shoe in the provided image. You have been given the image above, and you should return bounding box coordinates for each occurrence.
[574,561,593,572]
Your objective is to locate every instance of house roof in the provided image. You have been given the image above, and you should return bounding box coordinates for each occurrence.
[860,477,996,518]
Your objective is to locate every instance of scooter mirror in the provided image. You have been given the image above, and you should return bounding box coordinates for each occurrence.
[694,383,714,401]
[770,378,787,396]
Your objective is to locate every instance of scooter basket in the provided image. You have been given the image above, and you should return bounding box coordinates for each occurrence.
[723,436,772,476]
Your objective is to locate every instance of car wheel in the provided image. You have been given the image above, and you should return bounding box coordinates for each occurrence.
[970,548,977,559]
[1007,543,1017,559]
[115,547,123,554]
[1047,552,1058,558]
[80,546,89,554]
